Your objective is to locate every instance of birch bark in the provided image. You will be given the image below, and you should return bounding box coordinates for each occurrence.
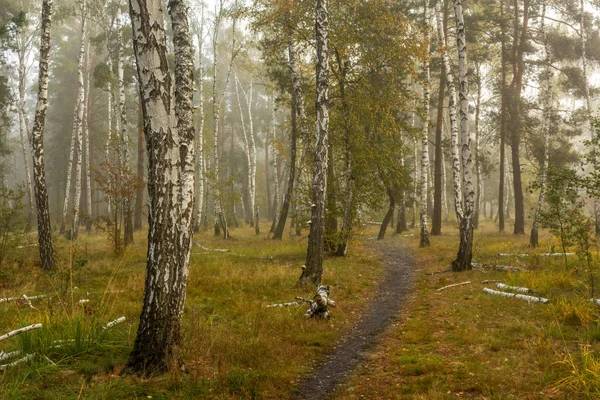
[419,1,431,248]
[451,0,475,271]
[31,0,55,270]
[435,0,463,222]
[298,0,329,286]
[193,6,204,232]
[16,28,34,232]
[71,0,88,240]
[123,0,195,376]
[116,5,133,245]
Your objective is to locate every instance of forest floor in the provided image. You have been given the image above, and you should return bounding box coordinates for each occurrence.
[1,221,600,399]
[293,239,416,399]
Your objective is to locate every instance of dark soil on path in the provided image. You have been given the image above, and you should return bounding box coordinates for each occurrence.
[292,238,415,400]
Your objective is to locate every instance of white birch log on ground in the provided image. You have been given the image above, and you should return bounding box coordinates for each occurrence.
[0,294,47,303]
[103,316,126,330]
[297,285,336,319]
[498,253,530,257]
[541,253,575,257]
[437,281,471,291]
[266,301,300,308]
[0,354,34,370]
[194,242,229,252]
[0,350,22,363]
[471,262,524,272]
[483,288,548,304]
[0,323,42,342]
[590,299,600,306]
[496,283,533,293]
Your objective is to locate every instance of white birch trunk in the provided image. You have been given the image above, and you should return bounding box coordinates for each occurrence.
[299,0,329,286]
[124,0,195,375]
[194,5,205,231]
[84,39,92,230]
[31,0,55,270]
[248,85,257,228]
[16,29,34,231]
[451,0,475,271]
[419,1,431,247]
[71,0,88,239]
[234,76,254,226]
[116,6,133,245]
[531,1,552,247]
[435,0,463,222]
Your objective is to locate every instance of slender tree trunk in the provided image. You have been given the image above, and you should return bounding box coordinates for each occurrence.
[419,0,431,248]
[270,128,280,233]
[116,6,133,245]
[324,140,337,251]
[509,0,528,235]
[123,0,194,376]
[531,1,552,247]
[431,55,446,235]
[411,135,417,228]
[435,0,463,224]
[299,0,329,286]
[134,101,144,231]
[498,0,507,233]
[32,0,55,271]
[273,37,303,240]
[451,0,475,271]
[84,41,93,232]
[473,63,482,229]
[193,9,204,232]
[266,98,273,220]
[235,76,253,226]
[106,51,113,217]
[378,190,395,240]
[396,133,408,234]
[71,0,88,240]
[16,30,34,232]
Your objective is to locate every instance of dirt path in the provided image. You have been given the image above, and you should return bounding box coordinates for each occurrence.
[293,239,415,400]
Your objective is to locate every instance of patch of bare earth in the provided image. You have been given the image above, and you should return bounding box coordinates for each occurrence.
[292,239,415,400]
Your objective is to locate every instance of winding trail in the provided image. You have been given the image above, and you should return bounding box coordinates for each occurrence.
[293,239,415,400]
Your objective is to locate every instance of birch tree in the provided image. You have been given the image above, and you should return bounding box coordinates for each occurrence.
[451,0,475,271]
[419,0,431,248]
[273,36,303,240]
[123,0,195,376]
[530,1,552,248]
[31,0,55,270]
[193,2,205,232]
[116,4,133,245]
[298,0,329,286]
[15,18,35,232]
[435,0,462,223]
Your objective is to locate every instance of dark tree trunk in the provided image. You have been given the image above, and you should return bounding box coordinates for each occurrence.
[378,190,395,240]
[32,0,55,271]
[273,38,302,240]
[431,65,446,236]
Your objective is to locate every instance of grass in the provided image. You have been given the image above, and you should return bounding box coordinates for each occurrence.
[336,220,600,399]
[0,225,382,399]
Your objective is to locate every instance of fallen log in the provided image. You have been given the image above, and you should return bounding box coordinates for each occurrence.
[498,253,530,257]
[0,294,48,304]
[266,301,300,308]
[496,283,533,293]
[194,241,229,252]
[0,350,21,363]
[472,263,525,272]
[590,299,600,307]
[540,252,575,256]
[103,316,126,330]
[437,281,471,292]
[483,288,548,304]
[0,353,34,370]
[0,323,42,342]
[298,285,336,319]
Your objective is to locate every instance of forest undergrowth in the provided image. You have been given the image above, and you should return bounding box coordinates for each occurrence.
[338,221,600,399]
[0,226,382,399]
[2,221,600,399]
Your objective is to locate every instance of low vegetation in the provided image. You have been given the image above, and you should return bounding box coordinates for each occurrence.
[338,222,600,399]
[0,227,382,399]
